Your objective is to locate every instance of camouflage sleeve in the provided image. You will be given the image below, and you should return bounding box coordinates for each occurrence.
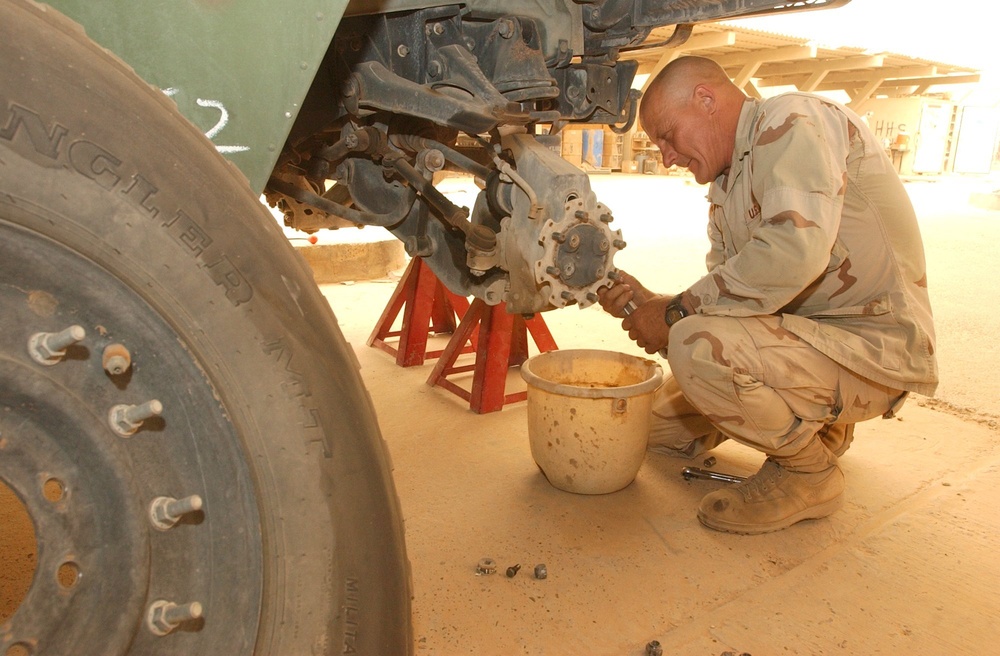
[705,202,725,273]
[688,96,850,316]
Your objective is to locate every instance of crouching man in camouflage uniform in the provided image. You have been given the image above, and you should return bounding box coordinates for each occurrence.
[599,56,937,534]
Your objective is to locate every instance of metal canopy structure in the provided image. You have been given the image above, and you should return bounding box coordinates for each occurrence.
[625,22,980,109]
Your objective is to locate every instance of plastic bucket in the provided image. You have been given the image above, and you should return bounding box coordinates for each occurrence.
[520,349,664,494]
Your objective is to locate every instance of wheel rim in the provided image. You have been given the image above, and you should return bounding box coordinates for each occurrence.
[0,220,263,654]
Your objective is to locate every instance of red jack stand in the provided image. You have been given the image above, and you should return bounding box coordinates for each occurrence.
[427,299,557,414]
[367,258,473,367]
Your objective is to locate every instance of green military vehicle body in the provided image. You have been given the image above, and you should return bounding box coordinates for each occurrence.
[0,1,847,653]
[49,0,349,192]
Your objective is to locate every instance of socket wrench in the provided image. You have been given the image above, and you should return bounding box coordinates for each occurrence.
[681,466,747,484]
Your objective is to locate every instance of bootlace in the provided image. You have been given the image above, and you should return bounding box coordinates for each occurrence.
[737,459,785,502]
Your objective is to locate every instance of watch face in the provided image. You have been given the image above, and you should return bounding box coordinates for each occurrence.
[665,297,688,326]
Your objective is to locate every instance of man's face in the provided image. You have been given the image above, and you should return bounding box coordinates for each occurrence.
[641,91,727,185]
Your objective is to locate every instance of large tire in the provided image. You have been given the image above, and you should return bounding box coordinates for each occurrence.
[0,1,411,654]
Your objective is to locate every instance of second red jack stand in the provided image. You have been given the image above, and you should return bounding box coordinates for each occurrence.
[427,299,557,414]
[367,258,473,367]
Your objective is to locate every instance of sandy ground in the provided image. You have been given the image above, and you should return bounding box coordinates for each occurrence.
[321,173,1000,654]
[3,173,998,653]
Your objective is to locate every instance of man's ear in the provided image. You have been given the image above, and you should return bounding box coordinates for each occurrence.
[693,84,716,115]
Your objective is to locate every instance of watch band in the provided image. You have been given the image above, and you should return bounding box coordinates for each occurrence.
[663,294,689,327]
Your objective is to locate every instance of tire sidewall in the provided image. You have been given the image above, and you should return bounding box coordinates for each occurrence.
[0,2,410,653]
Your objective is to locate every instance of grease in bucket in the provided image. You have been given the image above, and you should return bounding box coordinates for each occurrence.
[520,349,664,494]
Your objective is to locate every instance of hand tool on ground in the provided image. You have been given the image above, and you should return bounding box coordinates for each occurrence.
[681,467,747,484]
[622,300,669,358]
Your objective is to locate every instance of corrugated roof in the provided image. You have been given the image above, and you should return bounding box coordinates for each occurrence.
[623,22,979,105]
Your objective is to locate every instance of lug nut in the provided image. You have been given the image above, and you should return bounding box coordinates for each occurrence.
[551,231,566,244]
[109,400,163,437]
[150,494,204,530]
[505,564,521,578]
[703,456,717,468]
[646,640,663,656]
[585,292,599,304]
[607,269,621,281]
[28,325,86,365]
[102,343,132,375]
[613,239,627,249]
[476,558,497,575]
[424,149,445,171]
[146,600,203,636]
[545,265,561,278]
[599,213,613,223]
[534,564,547,580]
[574,210,590,221]
[560,291,574,301]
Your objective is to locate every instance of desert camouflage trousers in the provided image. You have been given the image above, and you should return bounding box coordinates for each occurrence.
[650,315,907,472]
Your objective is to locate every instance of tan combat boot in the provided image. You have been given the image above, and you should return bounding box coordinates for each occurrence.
[696,459,845,534]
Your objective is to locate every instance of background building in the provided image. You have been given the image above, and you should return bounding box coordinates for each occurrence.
[559,22,997,178]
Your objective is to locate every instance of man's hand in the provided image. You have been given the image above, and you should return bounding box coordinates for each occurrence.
[623,295,671,355]
[597,270,672,355]
[596,270,657,318]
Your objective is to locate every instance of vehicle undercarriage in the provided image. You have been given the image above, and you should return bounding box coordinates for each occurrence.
[266,0,841,313]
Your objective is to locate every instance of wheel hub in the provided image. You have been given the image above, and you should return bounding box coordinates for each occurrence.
[0,359,149,653]
[0,221,263,654]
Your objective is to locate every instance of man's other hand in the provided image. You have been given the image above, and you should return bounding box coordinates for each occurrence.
[622,295,671,355]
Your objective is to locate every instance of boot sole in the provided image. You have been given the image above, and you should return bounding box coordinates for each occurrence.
[696,494,844,535]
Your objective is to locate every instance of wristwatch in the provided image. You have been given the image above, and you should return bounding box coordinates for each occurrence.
[663,294,690,327]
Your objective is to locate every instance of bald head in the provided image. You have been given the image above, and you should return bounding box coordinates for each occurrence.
[637,56,748,184]
[643,56,741,115]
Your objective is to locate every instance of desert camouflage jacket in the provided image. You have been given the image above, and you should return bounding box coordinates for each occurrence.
[686,92,938,396]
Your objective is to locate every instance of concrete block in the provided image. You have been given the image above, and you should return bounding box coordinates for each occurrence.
[294,238,406,284]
